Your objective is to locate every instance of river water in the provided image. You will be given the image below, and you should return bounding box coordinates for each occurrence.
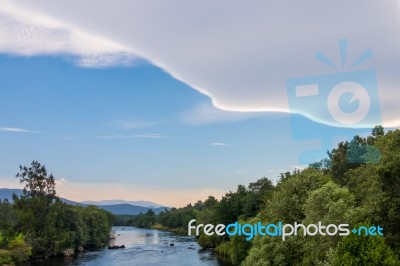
[30,227,232,266]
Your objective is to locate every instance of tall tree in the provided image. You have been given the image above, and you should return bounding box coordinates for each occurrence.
[13,161,59,257]
[16,160,57,203]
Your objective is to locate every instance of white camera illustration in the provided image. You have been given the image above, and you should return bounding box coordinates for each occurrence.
[287,69,380,128]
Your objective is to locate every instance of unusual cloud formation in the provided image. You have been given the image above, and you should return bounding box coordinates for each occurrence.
[1,1,399,127]
[0,2,136,67]
[0,127,42,133]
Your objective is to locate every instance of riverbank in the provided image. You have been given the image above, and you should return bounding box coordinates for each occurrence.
[151,223,187,235]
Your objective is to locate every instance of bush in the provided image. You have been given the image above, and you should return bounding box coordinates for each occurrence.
[8,233,32,263]
[0,249,12,265]
[333,229,399,265]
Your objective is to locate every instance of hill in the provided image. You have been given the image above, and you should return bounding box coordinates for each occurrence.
[97,204,166,215]
[0,188,167,215]
[81,199,164,208]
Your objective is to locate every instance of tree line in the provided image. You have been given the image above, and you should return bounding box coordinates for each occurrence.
[0,161,114,265]
[129,126,400,265]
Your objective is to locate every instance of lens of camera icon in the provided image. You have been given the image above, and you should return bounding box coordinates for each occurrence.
[327,81,371,125]
[286,69,380,128]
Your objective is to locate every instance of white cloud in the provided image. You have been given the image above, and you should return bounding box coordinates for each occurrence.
[210,142,230,147]
[0,127,42,133]
[0,2,137,67]
[183,102,267,125]
[290,165,308,171]
[97,133,165,139]
[1,1,400,127]
[134,133,165,139]
[55,177,68,187]
[118,120,160,129]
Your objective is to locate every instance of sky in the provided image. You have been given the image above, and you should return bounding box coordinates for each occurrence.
[0,1,398,207]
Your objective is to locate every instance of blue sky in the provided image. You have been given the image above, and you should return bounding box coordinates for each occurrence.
[0,55,291,188]
[0,54,375,206]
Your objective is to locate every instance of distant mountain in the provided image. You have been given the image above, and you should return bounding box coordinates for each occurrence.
[60,198,83,206]
[152,206,169,214]
[81,199,164,208]
[0,188,22,201]
[97,204,166,215]
[0,188,83,205]
[0,188,168,215]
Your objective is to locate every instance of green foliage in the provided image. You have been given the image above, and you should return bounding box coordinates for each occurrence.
[244,126,400,265]
[216,185,248,225]
[303,181,356,225]
[3,126,400,265]
[156,205,198,231]
[243,169,328,266]
[216,234,252,265]
[301,182,356,264]
[345,165,385,223]
[132,209,157,228]
[0,249,12,265]
[113,215,136,226]
[374,129,400,250]
[334,229,399,265]
[215,236,252,265]
[262,168,329,223]
[82,205,113,247]
[16,160,57,202]
[0,200,14,237]
[8,233,32,263]
[198,232,221,248]
[243,235,306,266]
[243,178,274,219]
[0,232,31,265]
[0,161,115,263]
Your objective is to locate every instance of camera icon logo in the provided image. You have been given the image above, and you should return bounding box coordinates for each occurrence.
[286,39,381,164]
[287,69,380,127]
[327,81,370,125]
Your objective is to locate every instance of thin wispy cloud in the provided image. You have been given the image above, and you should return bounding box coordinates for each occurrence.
[210,142,230,147]
[97,133,165,140]
[134,133,165,139]
[0,127,43,133]
[118,120,160,130]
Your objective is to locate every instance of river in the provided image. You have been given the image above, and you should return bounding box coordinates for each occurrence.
[29,227,232,266]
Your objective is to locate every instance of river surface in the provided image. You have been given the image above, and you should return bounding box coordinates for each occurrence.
[30,227,232,266]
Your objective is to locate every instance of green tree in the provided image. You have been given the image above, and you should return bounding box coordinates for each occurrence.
[261,168,329,223]
[243,169,329,266]
[242,178,274,219]
[12,161,114,257]
[16,160,57,202]
[13,161,59,257]
[301,181,356,264]
[7,233,32,263]
[345,165,385,223]
[333,228,399,265]
[0,200,14,237]
[374,129,400,251]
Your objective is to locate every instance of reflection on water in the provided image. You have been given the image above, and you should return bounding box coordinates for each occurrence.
[28,227,232,266]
